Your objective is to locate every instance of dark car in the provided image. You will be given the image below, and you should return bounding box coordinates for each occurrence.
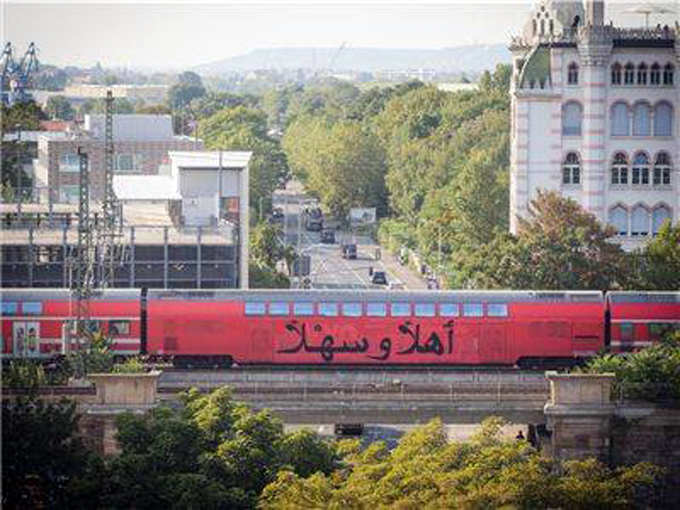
[371,271,387,285]
[270,207,284,223]
[341,243,357,259]
[321,229,336,244]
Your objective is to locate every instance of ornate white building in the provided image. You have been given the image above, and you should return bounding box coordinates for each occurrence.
[509,0,679,249]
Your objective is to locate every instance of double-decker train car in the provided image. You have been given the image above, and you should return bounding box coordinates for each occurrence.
[2,289,678,367]
[607,292,680,353]
[1,289,142,360]
[146,290,605,367]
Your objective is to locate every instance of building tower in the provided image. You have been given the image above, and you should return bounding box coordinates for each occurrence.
[509,0,679,250]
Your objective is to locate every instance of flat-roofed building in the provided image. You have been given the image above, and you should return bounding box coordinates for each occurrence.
[1,151,251,289]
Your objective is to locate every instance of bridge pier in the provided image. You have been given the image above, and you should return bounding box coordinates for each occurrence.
[543,372,615,462]
[81,371,161,455]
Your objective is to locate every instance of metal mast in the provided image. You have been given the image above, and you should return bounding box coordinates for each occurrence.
[100,90,121,288]
[70,148,95,356]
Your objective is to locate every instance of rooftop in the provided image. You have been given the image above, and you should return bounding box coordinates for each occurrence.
[169,150,252,169]
[114,175,181,201]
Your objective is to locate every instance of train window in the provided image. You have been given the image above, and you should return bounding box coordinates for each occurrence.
[245,302,266,315]
[439,304,459,317]
[391,303,411,317]
[648,323,678,341]
[293,302,314,316]
[367,302,387,317]
[22,302,43,315]
[269,302,289,316]
[1,302,18,315]
[487,304,508,317]
[343,302,362,317]
[319,302,338,317]
[463,304,484,317]
[65,320,99,335]
[415,303,436,317]
[109,320,130,336]
[620,323,634,341]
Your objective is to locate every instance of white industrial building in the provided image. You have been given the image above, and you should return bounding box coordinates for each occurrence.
[114,151,251,288]
[509,0,678,250]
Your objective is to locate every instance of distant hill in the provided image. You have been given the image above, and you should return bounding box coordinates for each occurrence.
[194,44,510,75]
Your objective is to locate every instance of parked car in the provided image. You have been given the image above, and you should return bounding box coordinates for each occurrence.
[270,207,284,223]
[321,229,336,244]
[341,243,357,259]
[371,271,387,285]
[388,281,405,290]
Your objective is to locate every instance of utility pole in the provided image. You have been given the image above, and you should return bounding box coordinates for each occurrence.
[69,147,95,369]
[297,197,303,288]
[100,90,122,288]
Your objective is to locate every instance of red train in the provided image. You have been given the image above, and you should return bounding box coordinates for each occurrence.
[1,289,679,368]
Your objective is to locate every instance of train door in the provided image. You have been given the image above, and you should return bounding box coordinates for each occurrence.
[457,323,479,363]
[250,323,274,363]
[479,324,506,363]
[13,322,40,358]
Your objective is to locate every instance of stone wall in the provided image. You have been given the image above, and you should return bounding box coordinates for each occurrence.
[544,372,680,508]
[611,405,680,509]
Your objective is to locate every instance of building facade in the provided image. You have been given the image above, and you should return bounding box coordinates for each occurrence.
[33,114,202,203]
[509,0,679,250]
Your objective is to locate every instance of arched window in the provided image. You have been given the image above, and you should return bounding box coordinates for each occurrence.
[650,63,661,85]
[562,152,580,185]
[652,205,672,234]
[633,102,651,136]
[611,63,622,85]
[540,19,545,36]
[611,152,629,185]
[549,19,554,34]
[632,152,650,186]
[562,102,582,136]
[663,64,674,85]
[631,206,650,236]
[567,63,579,85]
[624,63,635,85]
[653,102,673,136]
[653,152,671,186]
[637,63,648,85]
[609,206,628,236]
[532,19,537,36]
[611,102,630,136]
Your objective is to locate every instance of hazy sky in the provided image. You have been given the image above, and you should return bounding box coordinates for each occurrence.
[3,1,678,70]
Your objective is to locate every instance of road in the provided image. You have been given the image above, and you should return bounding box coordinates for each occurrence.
[272,187,426,290]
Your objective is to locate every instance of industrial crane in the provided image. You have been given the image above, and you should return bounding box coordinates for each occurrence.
[1,42,39,105]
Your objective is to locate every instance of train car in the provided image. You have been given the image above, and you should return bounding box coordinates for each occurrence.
[607,292,680,353]
[1,288,142,361]
[146,289,605,367]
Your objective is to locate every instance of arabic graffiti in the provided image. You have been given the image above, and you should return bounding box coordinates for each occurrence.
[278,320,455,363]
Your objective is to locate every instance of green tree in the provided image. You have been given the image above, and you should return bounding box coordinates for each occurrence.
[629,221,680,290]
[585,331,680,402]
[198,106,289,215]
[260,417,660,509]
[135,104,172,115]
[2,397,96,508]
[45,95,75,120]
[101,386,338,508]
[168,72,206,111]
[283,118,387,219]
[1,100,45,132]
[451,191,629,290]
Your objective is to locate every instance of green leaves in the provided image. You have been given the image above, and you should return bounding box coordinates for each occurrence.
[284,118,387,220]
[259,417,660,509]
[198,106,289,217]
[585,333,680,402]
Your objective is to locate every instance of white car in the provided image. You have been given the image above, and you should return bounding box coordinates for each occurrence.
[388,281,405,290]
